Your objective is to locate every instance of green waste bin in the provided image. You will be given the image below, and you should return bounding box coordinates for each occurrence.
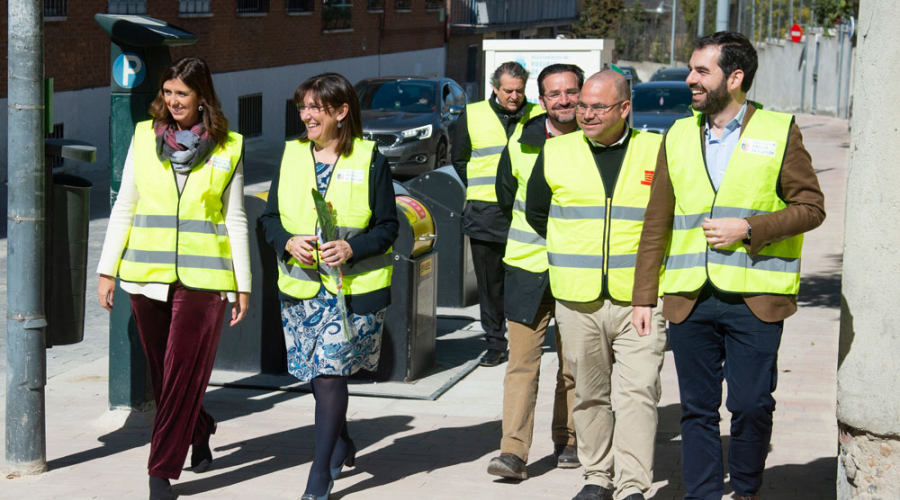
[46,174,92,347]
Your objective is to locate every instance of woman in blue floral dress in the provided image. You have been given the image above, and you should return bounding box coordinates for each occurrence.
[260,73,398,500]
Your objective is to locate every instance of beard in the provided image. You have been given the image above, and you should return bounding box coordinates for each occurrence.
[548,105,576,124]
[692,78,730,115]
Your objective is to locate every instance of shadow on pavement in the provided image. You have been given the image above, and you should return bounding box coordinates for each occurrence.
[334,420,501,497]
[176,415,416,497]
[46,380,307,471]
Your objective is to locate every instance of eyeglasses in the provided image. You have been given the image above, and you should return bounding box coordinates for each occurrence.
[542,90,580,101]
[297,104,325,114]
[575,100,626,115]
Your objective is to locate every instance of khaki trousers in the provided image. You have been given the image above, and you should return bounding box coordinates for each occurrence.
[555,298,666,499]
[500,289,576,461]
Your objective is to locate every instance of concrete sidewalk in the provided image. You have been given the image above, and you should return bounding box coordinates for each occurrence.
[1,114,847,499]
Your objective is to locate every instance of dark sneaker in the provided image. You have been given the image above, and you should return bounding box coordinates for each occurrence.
[554,443,580,469]
[572,484,612,500]
[487,453,527,480]
[478,349,508,367]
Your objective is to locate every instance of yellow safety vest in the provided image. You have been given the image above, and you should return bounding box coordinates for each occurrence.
[503,128,547,273]
[117,120,242,292]
[276,138,393,299]
[663,109,803,295]
[465,100,543,202]
[544,129,662,302]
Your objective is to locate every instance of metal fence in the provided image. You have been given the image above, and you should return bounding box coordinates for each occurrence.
[108,0,146,14]
[237,0,269,13]
[238,94,263,138]
[324,0,352,30]
[45,0,67,18]
[450,0,576,25]
[286,0,314,12]
[285,100,304,139]
[179,0,211,14]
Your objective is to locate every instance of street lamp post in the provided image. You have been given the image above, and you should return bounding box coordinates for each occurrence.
[671,0,677,67]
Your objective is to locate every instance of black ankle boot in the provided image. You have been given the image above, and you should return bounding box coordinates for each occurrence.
[191,417,217,473]
[149,476,176,500]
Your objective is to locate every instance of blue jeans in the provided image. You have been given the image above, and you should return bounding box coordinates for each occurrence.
[668,287,783,499]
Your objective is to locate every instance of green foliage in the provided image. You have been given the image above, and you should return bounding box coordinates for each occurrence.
[812,0,853,27]
[573,0,625,38]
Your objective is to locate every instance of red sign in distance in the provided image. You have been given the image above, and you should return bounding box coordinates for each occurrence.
[790,23,803,43]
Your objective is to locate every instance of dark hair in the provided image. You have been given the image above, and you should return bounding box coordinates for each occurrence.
[537,64,585,96]
[149,57,229,147]
[694,31,758,92]
[294,72,363,158]
[490,61,530,89]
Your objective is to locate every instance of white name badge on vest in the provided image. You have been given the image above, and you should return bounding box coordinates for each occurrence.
[335,170,365,183]
[209,155,232,172]
[739,138,778,157]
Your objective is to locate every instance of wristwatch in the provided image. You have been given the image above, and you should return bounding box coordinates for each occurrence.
[744,221,752,244]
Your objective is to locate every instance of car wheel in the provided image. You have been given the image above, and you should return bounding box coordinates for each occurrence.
[435,139,448,169]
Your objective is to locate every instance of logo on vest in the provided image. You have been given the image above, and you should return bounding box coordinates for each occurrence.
[209,156,232,172]
[335,170,365,183]
[642,170,654,186]
[739,138,778,157]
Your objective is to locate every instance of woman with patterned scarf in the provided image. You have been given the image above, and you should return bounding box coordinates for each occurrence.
[96,57,251,500]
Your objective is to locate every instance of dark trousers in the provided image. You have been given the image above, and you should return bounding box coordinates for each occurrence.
[130,284,226,479]
[469,237,507,350]
[668,287,783,500]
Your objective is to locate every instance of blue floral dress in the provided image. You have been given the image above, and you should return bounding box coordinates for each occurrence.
[281,162,386,382]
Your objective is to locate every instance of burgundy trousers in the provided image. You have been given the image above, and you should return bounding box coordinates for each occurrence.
[130,283,226,479]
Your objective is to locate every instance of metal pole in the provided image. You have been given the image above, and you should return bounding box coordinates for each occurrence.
[716,0,729,32]
[789,0,794,24]
[6,0,48,475]
[671,0,677,67]
[698,0,706,37]
[751,0,756,41]
[812,33,820,114]
[799,0,803,25]
[836,22,844,117]
[768,0,774,40]
[801,32,808,112]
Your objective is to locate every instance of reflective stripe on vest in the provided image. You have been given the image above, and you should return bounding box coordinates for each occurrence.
[543,129,662,302]
[276,138,393,299]
[663,109,803,295]
[117,120,242,291]
[465,101,543,202]
[503,127,548,272]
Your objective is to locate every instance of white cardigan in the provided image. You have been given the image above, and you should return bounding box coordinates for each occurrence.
[96,137,252,302]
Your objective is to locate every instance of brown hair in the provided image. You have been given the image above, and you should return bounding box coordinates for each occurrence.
[294,72,363,158]
[149,57,229,147]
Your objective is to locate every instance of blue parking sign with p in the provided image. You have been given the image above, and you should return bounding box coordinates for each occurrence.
[113,53,146,89]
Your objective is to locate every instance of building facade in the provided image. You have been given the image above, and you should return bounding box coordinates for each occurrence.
[1,0,447,176]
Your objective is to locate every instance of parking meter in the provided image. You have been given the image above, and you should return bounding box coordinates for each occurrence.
[95,14,197,411]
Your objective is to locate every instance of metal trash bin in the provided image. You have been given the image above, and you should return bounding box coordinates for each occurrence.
[404,166,477,308]
[369,193,438,382]
[214,193,287,374]
[46,174,92,347]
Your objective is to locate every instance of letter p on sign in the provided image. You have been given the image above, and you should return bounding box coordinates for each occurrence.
[113,53,147,89]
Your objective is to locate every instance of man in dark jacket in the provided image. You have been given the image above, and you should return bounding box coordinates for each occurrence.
[452,61,542,367]
[485,64,585,480]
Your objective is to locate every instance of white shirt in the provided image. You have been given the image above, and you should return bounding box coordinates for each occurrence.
[96,137,251,302]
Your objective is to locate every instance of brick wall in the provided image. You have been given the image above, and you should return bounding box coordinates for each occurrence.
[0,0,445,97]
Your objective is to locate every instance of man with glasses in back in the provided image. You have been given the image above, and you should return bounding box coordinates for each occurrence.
[525,70,667,500]
[452,62,543,367]
[486,63,585,481]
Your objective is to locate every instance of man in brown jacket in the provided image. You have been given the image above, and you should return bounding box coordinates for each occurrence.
[631,32,825,500]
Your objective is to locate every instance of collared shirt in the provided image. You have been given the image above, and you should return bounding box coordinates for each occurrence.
[704,102,747,190]
[588,125,630,148]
